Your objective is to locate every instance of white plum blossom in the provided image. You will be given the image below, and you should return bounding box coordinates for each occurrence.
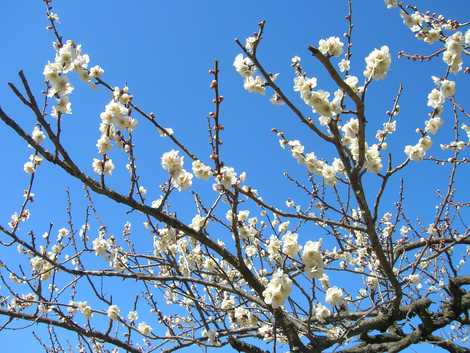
[338,59,350,72]
[325,286,344,306]
[302,241,324,279]
[192,160,212,180]
[363,46,391,80]
[439,80,456,97]
[31,127,46,145]
[23,161,36,174]
[107,305,120,321]
[127,311,138,322]
[161,150,184,176]
[214,166,237,189]
[243,75,266,94]
[443,32,464,73]
[400,11,423,32]
[172,169,193,191]
[427,89,444,109]
[425,117,443,135]
[318,36,344,57]
[282,231,300,257]
[92,158,114,175]
[137,322,152,336]
[262,270,292,308]
[233,54,254,77]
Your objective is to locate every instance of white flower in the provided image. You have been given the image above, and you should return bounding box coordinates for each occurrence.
[440,80,455,97]
[363,45,391,80]
[268,235,282,262]
[325,286,344,306]
[23,161,35,174]
[92,158,115,175]
[425,117,443,135]
[427,89,444,109]
[107,305,120,321]
[243,75,265,94]
[278,221,290,234]
[344,75,359,91]
[309,90,333,117]
[418,136,432,151]
[234,307,257,327]
[443,32,463,73]
[233,54,254,77]
[137,322,152,336]
[294,76,317,97]
[322,164,336,186]
[338,59,350,72]
[92,235,110,256]
[32,127,46,145]
[127,311,138,322]
[302,241,324,279]
[78,302,93,318]
[192,160,212,180]
[404,144,425,161]
[89,65,104,78]
[161,150,184,176]
[465,29,470,45]
[282,231,300,257]
[215,166,237,189]
[400,11,423,32]
[190,214,206,232]
[318,37,344,57]
[96,135,112,154]
[172,169,193,191]
[262,270,292,308]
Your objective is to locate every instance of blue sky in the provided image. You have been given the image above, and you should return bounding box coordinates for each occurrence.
[0,0,468,352]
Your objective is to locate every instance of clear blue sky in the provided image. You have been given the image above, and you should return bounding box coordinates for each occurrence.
[0,1,468,352]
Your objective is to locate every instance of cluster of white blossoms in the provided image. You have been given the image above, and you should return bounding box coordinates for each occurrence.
[161,150,193,191]
[375,120,397,148]
[213,166,239,190]
[43,39,103,118]
[404,77,454,161]
[292,64,342,118]
[301,241,324,279]
[279,135,341,186]
[443,31,466,73]
[404,136,432,161]
[233,53,266,94]
[400,11,424,33]
[92,86,137,176]
[282,231,300,257]
[318,36,344,57]
[262,269,292,308]
[30,253,55,281]
[23,154,43,175]
[341,118,383,173]
[90,229,128,270]
[363,45,391,80]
